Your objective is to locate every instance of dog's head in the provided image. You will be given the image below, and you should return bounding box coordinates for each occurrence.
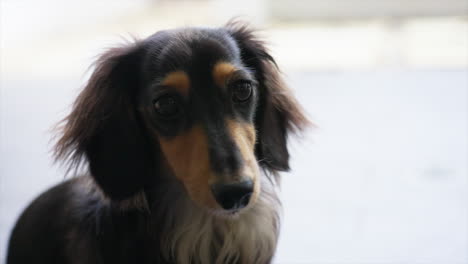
[55,23,308,215]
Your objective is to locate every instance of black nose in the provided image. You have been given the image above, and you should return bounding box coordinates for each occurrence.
[211,180,253,210]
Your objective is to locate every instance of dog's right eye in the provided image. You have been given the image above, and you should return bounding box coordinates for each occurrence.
[153,95,181,119]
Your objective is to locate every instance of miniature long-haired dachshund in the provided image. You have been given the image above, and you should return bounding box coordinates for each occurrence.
[7,22,308,264]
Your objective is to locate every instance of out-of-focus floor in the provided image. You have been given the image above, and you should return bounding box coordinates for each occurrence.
[278,70,467,263]
[1,2,467,263]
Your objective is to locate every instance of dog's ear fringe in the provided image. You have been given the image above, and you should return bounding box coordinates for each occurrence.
[52,39,140,176]
[262,61,311,134]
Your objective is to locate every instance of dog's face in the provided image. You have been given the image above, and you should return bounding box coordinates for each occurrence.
[55,24,308,215]
[139,29,260,211]
[138,30,261,212]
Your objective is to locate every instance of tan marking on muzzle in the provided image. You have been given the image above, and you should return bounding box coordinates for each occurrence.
[225,119,261,206]
[212,62,237,88]
[161,71,190,97]
[157,125,219,209]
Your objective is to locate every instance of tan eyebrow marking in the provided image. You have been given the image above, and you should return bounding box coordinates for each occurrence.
[212,62,237,88]
[161,71,190,96]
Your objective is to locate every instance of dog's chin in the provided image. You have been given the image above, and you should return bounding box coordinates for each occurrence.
[206,205,254,220]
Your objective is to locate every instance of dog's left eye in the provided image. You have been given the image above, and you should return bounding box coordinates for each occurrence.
[232,81,252,103]
[153,95,181,119]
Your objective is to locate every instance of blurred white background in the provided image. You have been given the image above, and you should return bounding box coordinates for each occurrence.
[1,0,467,263]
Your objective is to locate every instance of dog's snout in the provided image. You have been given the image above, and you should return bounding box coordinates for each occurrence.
[211,180,253,210]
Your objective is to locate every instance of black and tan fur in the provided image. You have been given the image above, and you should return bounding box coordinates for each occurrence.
[7,22,308,264]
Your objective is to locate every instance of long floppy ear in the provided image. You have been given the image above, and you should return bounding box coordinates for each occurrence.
[227,23,310,174]
[55,42,155,200]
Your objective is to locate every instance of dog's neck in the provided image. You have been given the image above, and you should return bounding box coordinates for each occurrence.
[148,176,281,264]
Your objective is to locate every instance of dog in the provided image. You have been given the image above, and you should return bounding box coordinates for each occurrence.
[7,22,308,264]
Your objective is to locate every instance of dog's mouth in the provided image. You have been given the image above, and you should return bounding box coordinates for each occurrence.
[211,207,244,219]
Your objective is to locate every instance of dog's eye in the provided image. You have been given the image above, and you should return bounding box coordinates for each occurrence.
[232,81,252,103]
[153,95,181,119]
